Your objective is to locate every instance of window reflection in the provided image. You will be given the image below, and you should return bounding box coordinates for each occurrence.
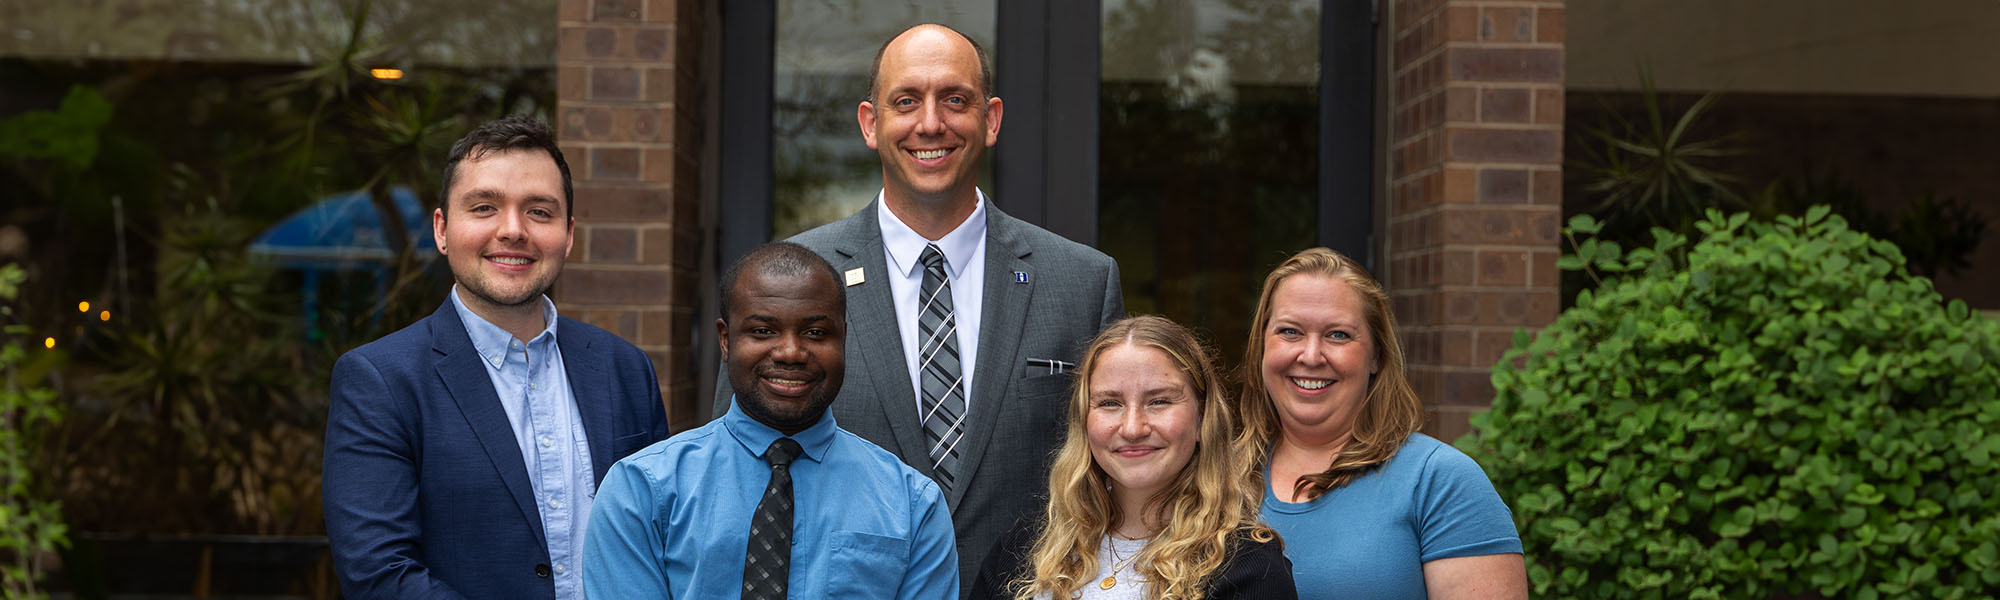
[1099,0,1321,360]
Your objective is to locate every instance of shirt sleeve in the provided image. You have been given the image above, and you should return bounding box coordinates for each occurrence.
[584,459,673,599]
[1414,442,1525,562]
[321,352,469,600]
[1210,535,1299,600]
[899,479,961,600]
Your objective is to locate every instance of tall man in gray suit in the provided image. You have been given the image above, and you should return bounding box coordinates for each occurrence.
[714,23,1122,593]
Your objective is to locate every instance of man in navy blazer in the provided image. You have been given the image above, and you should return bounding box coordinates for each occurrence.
[323,116,669,599]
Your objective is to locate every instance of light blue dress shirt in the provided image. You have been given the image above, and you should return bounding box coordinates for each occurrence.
[582,400,959,599]
[449,288,594,599]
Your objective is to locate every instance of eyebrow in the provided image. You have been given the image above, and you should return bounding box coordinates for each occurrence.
[1093,385,1187,398]
[887,83,977,99]
[456,188,561,206]
[741,313,836,324]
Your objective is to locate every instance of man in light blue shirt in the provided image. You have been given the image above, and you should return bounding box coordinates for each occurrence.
[584,242,958,599]
[323,116,669,599]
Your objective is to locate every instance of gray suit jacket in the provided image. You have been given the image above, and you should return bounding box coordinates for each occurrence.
[714,200,1122,592]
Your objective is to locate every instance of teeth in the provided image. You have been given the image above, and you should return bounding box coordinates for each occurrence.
[1291,377,1332,390]
[490,256,531,265]
[913,149,949,160]
[767,377,806,386]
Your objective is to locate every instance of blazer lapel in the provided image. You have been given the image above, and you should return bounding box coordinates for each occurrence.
[949,204,1034,507]
[831,204,930,469]
[430,304,547,548]
[557,321,617,486]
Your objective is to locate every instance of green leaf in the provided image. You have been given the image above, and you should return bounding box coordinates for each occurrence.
[1569,214,1603,235]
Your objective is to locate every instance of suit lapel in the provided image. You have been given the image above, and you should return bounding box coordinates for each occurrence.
[558,321,617,486]
[431,304,547,548]
[831,204,931,470]
[950,204,1034,507]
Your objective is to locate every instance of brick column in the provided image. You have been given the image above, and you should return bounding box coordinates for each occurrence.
[555,0,704,429]
[1384,0,1564,440]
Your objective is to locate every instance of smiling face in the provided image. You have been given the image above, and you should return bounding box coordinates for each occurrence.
[1260,274,1379,445]
[1086,343,1202,509]
[719,268,847,434]
[434,147,573,313]
[857,25,1002,212]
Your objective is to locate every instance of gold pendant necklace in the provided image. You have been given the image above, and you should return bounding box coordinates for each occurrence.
[1100,534,1141,590]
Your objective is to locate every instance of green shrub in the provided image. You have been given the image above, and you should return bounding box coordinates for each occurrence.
[1460,207,2000,599]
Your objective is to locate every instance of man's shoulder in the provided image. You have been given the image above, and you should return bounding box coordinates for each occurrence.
[785,204,877,256]
[618,420,728,472]
[828,427,943,496]
[338,310,442,368]
[987,207,1114,267]
[556,314,649,360]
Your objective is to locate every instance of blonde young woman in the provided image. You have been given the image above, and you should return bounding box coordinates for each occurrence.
[1245,248,1526,599]
[971,316,1295,600]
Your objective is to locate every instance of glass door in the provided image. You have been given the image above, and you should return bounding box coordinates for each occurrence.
[1098,0,1324,360]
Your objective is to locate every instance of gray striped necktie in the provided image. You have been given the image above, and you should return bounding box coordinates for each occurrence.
[917,244,966,490]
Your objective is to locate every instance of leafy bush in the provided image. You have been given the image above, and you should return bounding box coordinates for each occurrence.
[0,264,66,600]
[1461,207,2000,599]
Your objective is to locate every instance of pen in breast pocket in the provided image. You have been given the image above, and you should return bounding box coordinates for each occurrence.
[1025,358,1075,376]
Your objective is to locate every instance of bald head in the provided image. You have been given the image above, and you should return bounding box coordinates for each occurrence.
[865,24,993,104]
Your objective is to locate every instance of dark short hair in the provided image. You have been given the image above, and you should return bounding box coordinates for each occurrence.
[439,115,574,220]
[864,23,993,104]
[720,242,847,323]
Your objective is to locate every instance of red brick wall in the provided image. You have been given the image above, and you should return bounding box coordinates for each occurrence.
[1385,0,1564,440]
[555,0,703,430]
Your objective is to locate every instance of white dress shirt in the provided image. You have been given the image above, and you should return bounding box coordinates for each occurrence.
[876,190,988,418]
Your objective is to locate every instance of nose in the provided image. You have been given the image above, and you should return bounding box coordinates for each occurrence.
[770,333,807,364]
[1298,337,1329,367]
[496,208,527,242]
[914,99,946,136]
[1118,406,1149,439]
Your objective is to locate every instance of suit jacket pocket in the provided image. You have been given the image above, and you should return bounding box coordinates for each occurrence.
[1014,370,1077,400]
[822,531,911,598]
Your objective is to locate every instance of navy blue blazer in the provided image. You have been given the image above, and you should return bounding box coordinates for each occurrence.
[322,301,669,599]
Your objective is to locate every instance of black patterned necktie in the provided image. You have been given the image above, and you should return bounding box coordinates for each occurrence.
[917,244,967,491]
[742,437,803,600]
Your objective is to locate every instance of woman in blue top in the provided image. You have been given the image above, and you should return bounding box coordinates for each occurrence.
[1241,248,1526,599]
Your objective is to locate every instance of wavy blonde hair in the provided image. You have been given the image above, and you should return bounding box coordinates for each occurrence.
[1239,247,1424,501]
[1011,315,1274,600]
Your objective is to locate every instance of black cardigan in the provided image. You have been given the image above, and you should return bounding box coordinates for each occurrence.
[969,517,1298,600]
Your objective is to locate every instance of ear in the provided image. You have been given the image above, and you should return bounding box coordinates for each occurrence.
[857,101,879,150]
[432,207,449,255]
[564,217,575,258]
[715,317,731,357]
[983,96,1003,147]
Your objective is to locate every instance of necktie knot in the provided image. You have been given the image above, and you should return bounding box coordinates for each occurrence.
[920,244,947,271]
[765,437,803,468]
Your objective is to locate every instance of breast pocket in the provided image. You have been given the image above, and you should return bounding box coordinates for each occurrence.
[820,530,911,598]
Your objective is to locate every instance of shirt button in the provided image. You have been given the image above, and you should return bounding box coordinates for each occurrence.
[549,498,562,509]
[540,436,553,448]
[554,564,566,575]
[529,382,536,390]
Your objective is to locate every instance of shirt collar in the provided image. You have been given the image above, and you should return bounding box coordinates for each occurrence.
[721,397,837,464]
[876,188,988,280]
[449,286,560,365]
